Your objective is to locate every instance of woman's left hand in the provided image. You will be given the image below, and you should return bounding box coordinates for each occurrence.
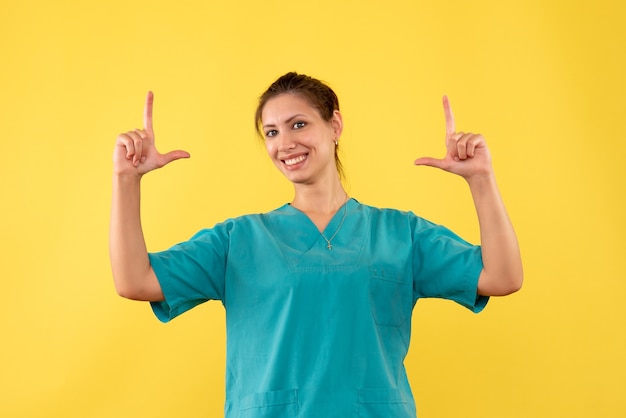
[414,96,493,181]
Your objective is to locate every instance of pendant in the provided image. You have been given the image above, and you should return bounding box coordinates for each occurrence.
[326,242,332,250]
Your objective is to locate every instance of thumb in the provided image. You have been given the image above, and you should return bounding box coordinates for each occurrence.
[414,156,445,169]
[161,150,191,166]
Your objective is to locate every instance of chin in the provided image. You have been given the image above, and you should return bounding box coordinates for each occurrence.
[281,171,314,185]
[283,174,309,185]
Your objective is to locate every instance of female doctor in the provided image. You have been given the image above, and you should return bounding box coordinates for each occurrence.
[110,72,523,417]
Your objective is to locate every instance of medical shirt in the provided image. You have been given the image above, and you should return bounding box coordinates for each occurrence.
[148,198,487,417]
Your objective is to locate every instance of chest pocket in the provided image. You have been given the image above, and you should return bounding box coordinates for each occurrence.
[369,267,412,327]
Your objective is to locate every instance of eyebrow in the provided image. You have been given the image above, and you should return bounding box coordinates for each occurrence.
[262,113,306,130]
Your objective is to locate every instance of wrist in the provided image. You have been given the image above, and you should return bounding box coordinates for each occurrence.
[465,171,497,191]
[112,170,143,185]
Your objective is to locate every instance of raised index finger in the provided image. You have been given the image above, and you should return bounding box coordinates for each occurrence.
[144,91,154,134]
[443,95,455,138]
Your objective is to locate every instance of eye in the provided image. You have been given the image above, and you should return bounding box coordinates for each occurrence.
[293,121,306,129]
[265,129,278,138]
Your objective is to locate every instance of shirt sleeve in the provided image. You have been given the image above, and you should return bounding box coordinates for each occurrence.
[411,214,488,313]
[148,220,232,322]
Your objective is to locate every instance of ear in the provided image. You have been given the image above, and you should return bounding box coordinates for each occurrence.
[330,110,343,140]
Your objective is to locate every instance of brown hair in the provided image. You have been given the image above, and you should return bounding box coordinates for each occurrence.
[255,72,344,179]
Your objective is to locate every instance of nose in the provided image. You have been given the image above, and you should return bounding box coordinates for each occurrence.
[277,130,296,152]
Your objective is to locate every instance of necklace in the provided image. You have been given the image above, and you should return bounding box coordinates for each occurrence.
[320,199,349,250]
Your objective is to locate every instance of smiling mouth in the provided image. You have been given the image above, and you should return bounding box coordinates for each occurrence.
[283,154,308,166]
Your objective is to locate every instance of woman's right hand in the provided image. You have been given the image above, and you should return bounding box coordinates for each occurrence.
[113,91,190,176]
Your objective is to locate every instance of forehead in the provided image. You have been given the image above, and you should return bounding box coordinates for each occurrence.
[261,93,320,124]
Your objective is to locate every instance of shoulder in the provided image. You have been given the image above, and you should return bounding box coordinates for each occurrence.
[193,203,292,236]
[351,198,429,226]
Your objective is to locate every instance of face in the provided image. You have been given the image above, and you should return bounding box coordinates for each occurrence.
[261,93,342,185]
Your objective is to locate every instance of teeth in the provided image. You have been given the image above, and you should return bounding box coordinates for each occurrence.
[284,155,307,166]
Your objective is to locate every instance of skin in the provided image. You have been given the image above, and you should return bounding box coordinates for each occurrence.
[109,92,522,301]
[109,91,188,301]
[261,93,347,231]
[415,96,523,295]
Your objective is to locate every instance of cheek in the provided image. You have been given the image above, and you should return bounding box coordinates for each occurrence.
[264,142,282,164]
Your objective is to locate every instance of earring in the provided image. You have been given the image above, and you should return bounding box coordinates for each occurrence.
[334,140,338,146]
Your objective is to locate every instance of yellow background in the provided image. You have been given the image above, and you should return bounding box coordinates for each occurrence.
[1,0,624,416]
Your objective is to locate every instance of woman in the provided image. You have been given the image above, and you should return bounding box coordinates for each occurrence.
[110,72,523,417]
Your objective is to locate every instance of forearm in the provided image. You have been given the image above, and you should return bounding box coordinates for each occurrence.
[468,173,523,296]
[109,173,160,300]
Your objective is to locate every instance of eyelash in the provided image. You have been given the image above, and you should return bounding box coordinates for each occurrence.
[265,121,306,138]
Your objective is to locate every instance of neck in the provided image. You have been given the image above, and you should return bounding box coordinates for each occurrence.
[291,177,348,215]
